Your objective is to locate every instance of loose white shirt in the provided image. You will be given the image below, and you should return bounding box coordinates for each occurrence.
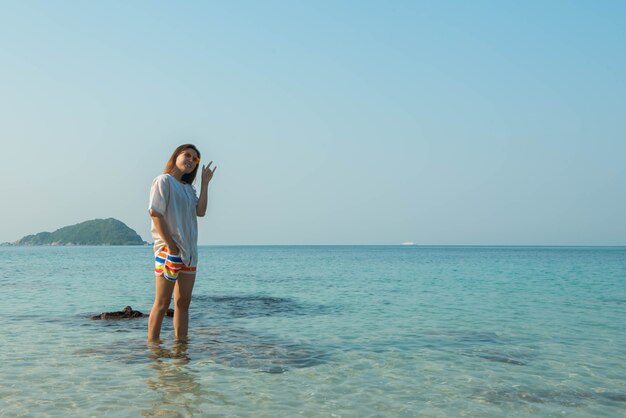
[148,174,199,266]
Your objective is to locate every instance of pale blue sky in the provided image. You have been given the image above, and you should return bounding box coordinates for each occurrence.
[1,1,625,245]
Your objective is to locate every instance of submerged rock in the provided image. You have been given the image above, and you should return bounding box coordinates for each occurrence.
[90,306,174,320]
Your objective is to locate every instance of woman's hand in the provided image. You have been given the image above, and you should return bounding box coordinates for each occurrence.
[201,161,217,187]
[167,243,180,255]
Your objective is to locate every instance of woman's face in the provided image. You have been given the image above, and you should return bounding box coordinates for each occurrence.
[175,148,200,174]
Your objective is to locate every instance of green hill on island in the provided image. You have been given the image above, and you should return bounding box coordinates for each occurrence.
[12,218,146,246]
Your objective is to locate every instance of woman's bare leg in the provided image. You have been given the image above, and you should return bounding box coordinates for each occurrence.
[173,273,196,340]
[148,274,176,341]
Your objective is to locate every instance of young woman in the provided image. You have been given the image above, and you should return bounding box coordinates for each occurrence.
[148,144,216,341]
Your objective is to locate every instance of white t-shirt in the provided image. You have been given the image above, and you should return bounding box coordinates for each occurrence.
[148,173,199,267]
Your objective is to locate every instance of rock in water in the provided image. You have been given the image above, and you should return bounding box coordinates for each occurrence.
[91,306,145,320]
[90,306,174,320]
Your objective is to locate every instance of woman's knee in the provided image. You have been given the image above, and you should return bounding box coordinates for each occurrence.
[175,297,192,312]
[152,298,171,314]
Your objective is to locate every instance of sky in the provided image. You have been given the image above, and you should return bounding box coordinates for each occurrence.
[1,1,625,245]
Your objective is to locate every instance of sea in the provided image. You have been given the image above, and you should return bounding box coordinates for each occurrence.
[0,245,625,417]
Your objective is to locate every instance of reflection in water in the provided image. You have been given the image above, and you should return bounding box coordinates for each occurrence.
[142,340,205,417]
[147,339,191,365]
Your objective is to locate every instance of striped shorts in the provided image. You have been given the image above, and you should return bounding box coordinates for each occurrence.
[154,247,197,282]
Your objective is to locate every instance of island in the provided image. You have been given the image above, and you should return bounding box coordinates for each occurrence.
[6,218,146,246]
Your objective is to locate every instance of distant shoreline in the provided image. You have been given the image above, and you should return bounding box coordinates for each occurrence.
[6,218,146,246]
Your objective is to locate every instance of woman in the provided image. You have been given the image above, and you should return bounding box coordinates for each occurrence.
[148,144,216,341]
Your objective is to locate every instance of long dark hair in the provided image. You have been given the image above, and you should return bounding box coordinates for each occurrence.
[163,144,201,184]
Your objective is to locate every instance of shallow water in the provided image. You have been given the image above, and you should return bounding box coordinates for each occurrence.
[1,246,625,417]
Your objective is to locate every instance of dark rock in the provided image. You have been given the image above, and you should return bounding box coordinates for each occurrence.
[91,306,145,320]
[91,306,144,320]
[90,306,175,320]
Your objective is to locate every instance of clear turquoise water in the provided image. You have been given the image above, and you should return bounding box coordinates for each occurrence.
[1,246,625,417]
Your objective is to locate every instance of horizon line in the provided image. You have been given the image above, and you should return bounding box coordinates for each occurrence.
[2,243,625,248]
[197,244,626,247]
